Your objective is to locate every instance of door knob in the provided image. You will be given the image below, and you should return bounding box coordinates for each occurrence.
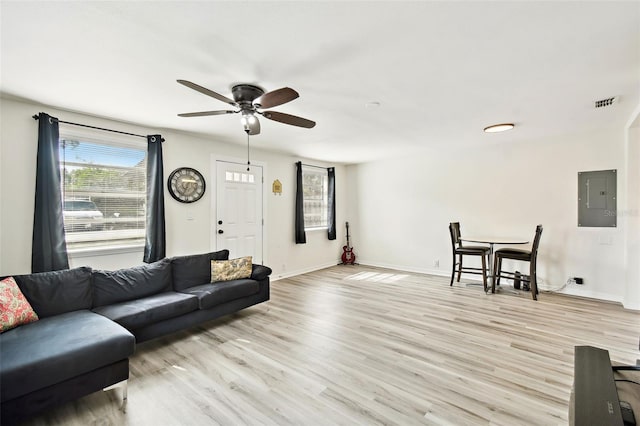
[218,230,224,234]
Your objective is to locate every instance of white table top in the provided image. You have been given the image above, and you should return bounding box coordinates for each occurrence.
[460,236,529,245]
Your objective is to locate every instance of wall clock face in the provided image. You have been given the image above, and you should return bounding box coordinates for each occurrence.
[167,167,206,203]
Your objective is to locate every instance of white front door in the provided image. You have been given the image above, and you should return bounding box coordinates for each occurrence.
[215,161,263,263]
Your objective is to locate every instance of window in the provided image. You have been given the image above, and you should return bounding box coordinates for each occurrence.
[302,166,328,229]
[59,130,147,251]
[225,170,255,183]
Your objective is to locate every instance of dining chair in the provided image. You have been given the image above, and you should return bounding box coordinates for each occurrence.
[492,225,543,300]
[449,222,491,292]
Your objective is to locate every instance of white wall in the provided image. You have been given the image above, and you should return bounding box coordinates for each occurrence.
[347,127,634,306]
[0,97,346,277]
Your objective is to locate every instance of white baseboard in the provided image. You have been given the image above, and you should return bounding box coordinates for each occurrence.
[271,261,340,282]
[355,259,450,279]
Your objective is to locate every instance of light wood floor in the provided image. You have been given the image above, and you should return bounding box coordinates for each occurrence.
[20,265,639,425]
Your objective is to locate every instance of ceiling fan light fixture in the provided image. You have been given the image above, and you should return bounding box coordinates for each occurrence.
[484,123,515,133]
[240,110,257,126]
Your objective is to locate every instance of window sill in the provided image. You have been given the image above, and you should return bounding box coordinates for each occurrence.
[304,227,328,232]
[68,243,144,258]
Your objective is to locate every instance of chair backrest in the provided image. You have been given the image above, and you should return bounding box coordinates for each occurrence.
[449,222,462,249]
[531,224,543,257]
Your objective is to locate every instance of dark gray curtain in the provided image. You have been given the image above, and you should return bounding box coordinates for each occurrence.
[144,135,166,263]
[327,167,336,240]
[295,161,306,244]
[32,112,69,272]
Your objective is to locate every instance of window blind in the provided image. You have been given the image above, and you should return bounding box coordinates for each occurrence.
[302,166,328,229]
[59,138,147,250]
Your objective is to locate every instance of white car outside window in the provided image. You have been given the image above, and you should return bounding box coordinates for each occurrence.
[63,200,104,232]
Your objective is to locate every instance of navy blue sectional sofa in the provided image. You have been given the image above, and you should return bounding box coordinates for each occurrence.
[0,250,271,424]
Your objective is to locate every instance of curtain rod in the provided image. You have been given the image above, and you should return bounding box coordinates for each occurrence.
[301,163,331,170]
[32,114,163,141]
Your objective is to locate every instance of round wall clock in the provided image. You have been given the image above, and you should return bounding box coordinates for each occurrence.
[167,167,206,203]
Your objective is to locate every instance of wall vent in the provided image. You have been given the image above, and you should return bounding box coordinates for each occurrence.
[594,97,617,108]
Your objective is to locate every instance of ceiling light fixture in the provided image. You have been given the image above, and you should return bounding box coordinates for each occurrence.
[240,110,257,126]
[484,123,514,133]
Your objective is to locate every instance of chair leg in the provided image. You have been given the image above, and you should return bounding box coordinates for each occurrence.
[450,253,456,286]
[457,255,463,282]
[530,260,538,301]
[481,254,487,292]
[492,255,500,293]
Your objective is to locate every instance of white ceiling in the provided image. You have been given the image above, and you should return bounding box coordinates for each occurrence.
[1,1,639,164]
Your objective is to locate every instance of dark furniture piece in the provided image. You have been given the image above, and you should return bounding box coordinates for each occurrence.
[1,311,134,425]
[492,224,543,300]
[0,250,271,425]
[572,346,627,425]
[449,222,491,291]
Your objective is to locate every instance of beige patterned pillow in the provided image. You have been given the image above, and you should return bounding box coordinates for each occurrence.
[211,256,252,282]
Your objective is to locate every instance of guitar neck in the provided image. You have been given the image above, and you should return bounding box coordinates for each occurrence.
[345,222,352,248]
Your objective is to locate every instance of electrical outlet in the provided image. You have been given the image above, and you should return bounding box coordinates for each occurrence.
[434,260,440,268]
[568,276,584,285]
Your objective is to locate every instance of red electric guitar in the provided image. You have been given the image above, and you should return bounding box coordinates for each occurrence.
[341,221,356,265]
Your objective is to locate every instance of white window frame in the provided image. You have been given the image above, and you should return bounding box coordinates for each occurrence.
[302,165,328,231]
[58,126,147,254]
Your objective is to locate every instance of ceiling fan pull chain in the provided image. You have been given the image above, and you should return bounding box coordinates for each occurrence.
[246,129,251,171]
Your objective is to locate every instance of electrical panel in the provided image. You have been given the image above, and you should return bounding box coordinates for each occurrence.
[578,170,616,227]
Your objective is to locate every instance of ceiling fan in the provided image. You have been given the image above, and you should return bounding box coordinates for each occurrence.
[177,80,316,135]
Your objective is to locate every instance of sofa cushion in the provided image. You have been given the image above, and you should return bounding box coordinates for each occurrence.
[179,279,259,310]
[93,258,172,307]
[0,310,134,402]
[211,256,252,282]
[91,291,198,330]
[171,250,229,291]
[251,264,273,281]
[12,267,92,318]
[0,277,39,333]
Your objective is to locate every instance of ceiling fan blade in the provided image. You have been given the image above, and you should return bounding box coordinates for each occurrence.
[262,111,316,129]
[178,110,236,117]
[177,80,236,106]
[257,87,299,109]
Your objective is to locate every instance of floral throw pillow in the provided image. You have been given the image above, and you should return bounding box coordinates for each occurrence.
[0,276,39,333]
[211,256,252,282]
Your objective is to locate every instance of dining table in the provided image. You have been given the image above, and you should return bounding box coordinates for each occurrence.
[459,236,530,288]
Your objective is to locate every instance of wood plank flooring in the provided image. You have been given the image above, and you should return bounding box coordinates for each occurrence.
[19,265,639,425]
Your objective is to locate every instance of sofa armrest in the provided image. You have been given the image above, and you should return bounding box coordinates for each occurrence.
[250,264,272,281]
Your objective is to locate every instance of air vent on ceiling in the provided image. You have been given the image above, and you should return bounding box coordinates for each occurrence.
[594,97,617,108]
